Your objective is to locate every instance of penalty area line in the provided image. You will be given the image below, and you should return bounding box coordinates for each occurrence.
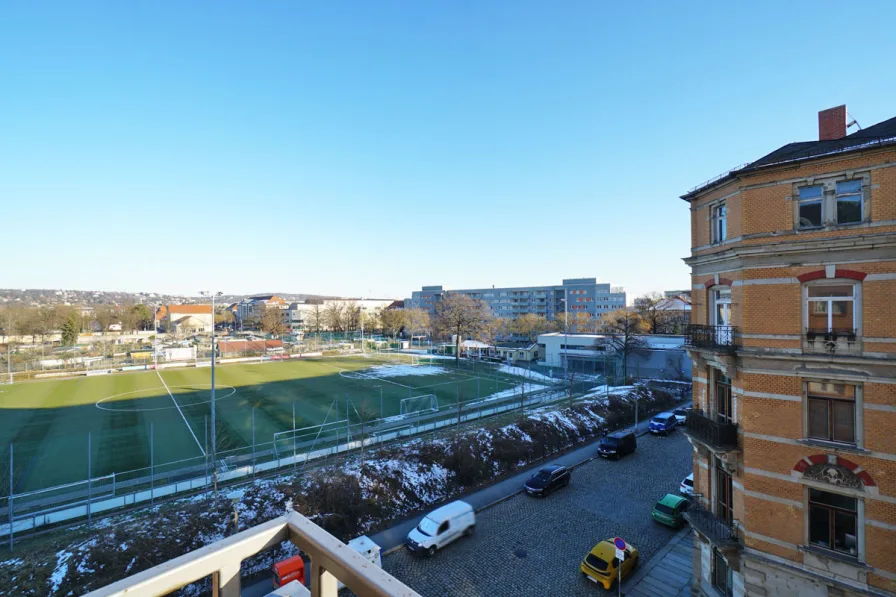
[156,369,206,456]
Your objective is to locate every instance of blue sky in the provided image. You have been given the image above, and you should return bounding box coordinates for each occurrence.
[2,1,894,302]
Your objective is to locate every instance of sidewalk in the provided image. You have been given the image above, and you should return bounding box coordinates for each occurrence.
[623,526,693,597]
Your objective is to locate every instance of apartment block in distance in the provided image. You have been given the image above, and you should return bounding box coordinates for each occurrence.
[681,106,896,597]
[405,278,625,320]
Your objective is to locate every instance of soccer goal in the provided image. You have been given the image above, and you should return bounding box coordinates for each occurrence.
[400,394,438,416]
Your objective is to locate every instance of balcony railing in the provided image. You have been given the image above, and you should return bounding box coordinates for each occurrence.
[803,328,862,355]
[685,409,739,452]
[84,511,420,597]
[684,324,737,352]
[684,499,740,549]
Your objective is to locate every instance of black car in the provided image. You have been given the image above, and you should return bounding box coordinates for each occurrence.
[524,464,570,496]
[597,430,637,459]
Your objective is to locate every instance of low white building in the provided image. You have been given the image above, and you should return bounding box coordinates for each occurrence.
[537,332,612,371]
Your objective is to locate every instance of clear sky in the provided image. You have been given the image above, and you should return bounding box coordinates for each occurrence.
[2,1,894,302]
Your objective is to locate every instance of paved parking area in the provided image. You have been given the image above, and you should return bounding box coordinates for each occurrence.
[383,429,693,596]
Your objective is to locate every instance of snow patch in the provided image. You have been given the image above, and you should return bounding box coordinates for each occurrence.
[50,550,73,593]
[498,365,556,383]
[358,364,448,379]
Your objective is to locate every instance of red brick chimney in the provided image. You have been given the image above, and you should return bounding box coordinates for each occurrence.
[818,105,847,140]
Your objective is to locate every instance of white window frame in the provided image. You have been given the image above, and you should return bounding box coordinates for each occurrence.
[711,287,732,327]
[802,281,861,336]
[711,202,727,243]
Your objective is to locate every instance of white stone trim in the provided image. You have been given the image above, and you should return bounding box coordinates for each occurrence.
[742,390,801,402]
[865,403,896,412]
[866,519,896,532]
[743,489,802,508]
[734,278,796,286]
[739,333,801,340]
[744,432,896,464]
[863,337,896,343]
[744,467,798,483]
[744,530,800,552]
[865,273,896,281]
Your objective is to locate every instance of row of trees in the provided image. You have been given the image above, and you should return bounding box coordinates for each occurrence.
[0,303,155,346]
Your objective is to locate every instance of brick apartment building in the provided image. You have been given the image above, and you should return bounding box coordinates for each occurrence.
[681,106,896,597]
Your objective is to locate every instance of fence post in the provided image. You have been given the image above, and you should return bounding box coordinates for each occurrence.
[204,416,209,492]
[150,422,155,505]
[8,443,13,550]
[251,408,256,476]
[87,432,92,528]
[292,401,296,474]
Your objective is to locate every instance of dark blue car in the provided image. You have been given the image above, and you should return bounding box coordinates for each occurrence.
[649,413,677,436]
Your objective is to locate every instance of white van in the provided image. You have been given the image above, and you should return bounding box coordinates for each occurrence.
[405,500,475,556]
[337,536,382,590]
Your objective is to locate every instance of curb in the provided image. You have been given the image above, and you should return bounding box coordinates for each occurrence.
[621,525,692,595]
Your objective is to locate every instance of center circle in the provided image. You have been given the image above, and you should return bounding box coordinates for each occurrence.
[95,384,238,412]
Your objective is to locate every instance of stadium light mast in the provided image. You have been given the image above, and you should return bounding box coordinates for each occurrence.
[200,290,223,500]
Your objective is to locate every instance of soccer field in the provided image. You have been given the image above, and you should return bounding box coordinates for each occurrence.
[0,354,540,495]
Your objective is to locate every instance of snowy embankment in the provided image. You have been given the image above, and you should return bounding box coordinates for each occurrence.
[0,385,680,597]
[497,364,557,383]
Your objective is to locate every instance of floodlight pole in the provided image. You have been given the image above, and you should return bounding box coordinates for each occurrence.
[201,290,223,501]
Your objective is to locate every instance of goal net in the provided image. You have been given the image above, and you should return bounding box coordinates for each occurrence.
[400,394,438,416]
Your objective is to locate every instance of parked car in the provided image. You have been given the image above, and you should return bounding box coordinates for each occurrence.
[673,407,691,425]
[524,464,571,496]
[649,412,678,436]
[580,538,640,589]
[652,493,690,528]
[597,430,637,459]
[680,473,694,496]
[405,500,475,556]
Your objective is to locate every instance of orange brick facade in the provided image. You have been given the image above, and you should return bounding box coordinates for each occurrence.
[683,132,896,596]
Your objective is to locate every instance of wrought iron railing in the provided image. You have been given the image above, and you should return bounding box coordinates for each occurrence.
[684,499,740,549]
[684,324,737,352]
[804,328,857,342]
[685,409,739,451]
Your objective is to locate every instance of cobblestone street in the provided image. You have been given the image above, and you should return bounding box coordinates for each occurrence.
[383,429,693,597]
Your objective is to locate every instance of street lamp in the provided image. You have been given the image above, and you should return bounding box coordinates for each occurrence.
[200,290,223,500]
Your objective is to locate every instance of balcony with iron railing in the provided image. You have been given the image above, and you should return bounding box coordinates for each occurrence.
[84,511,420,597]
[684,324,737,353]
[684,499,741,551]
[685,409,739,452]
[802,328,862,355]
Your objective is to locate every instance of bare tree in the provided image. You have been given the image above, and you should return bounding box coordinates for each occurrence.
[404,308,431,346]
[510,313,551,343]
[380,308,407,343]
[434,294,489,365]
[343,301,360,332]
[308,304,324,334]
[94,306,117,334]
[261,306,288,337]
[478,314,508,355]
[601,309,649,382]
[323,302,346,332]
[634,292,667,334]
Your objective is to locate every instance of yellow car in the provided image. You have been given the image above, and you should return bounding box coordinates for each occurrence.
[580,538,639,589]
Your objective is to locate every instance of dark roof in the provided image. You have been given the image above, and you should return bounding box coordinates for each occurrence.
[682,115,896,201]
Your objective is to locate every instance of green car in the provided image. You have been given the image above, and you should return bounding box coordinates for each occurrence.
[652,493,690,528]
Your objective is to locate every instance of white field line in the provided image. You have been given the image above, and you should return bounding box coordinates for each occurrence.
[316,360,413,389]
[156,369,206,456]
